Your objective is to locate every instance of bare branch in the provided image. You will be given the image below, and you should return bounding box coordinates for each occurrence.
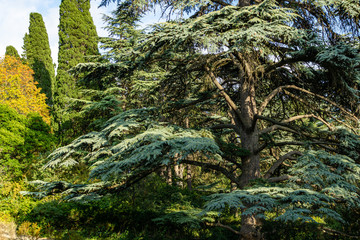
[258,85,287,115]
[258,85,359,123]
[287,85,359,122]
[283,114,333,130]
[256,115,300,132]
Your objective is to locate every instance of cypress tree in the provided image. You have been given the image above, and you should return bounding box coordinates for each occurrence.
[54,0,99,135]
[23,12,55,105]
[5,46,20,58]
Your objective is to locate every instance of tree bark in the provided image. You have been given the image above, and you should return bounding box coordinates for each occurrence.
[209,53,262,239]
[238,72,262,240]
[165,165,172,185]
[239,213,263,240]
[238,77,260,188]
[174,164,184,187]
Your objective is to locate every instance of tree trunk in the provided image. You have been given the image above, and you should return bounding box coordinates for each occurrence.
[185,117,192,191]
[174,164,184,187]
[239,131,260,188]
[239,213,263,240]
[238,77,262,239]
[186,164,192,191]
[238,131,262,240]
[165,165,172,185]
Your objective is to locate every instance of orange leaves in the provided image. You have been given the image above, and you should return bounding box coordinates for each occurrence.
[0,56,50,124]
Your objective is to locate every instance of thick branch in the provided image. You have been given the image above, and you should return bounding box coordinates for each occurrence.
[258,85,288,115]
[205,66,245,128]
[264,151,302,179]
[267,175,292,182]
[264,51,318,74]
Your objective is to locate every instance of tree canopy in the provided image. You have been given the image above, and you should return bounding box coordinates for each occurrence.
[53,0,99,136]
[25,0,360,239]
[23,12,55,105]
[0,56,50,124]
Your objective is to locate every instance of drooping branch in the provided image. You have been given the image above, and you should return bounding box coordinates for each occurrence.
[205,221,241,235]
[210,124,242,135]
[181,159,241,186]
[320,227,360,239]
[259,124,297,135]
[264,151,302,179]
[106,166,162,194]
[283,114,333,130]
[256,115,300,133]
[287,85,359,122]
[258,85,359,123]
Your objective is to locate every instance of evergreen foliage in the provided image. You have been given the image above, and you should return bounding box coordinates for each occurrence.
[0,104,54,180]
[5,46,20,59]
[29,0,360,239]
[63,1,163,137]
[54,0,99,136]
[204,150,360,223]
[22,12,55,104]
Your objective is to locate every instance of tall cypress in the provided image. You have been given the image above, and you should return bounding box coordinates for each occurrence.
[5,46,20,58]
[23,12,55,104]
[54,0,99,136]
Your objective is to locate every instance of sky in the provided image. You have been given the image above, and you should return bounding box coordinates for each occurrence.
[0,0,160,65]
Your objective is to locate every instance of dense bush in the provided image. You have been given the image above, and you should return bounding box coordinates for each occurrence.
[0,104,54,180]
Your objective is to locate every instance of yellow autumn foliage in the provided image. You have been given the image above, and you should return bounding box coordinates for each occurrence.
[0,56,50,124]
